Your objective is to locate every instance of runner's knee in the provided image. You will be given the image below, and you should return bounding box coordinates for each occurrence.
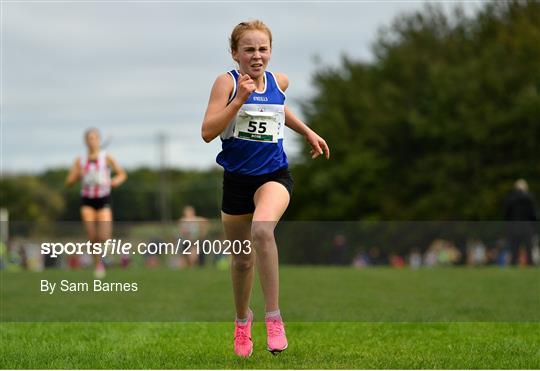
[232,256,254,272]
[251,223,274,247]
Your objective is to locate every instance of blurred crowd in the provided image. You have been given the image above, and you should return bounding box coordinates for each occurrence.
[340,236,540,269]
[1,180,538,271]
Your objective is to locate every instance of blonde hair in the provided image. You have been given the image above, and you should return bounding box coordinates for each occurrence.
[84,127,100,140]
[229,20,272,52]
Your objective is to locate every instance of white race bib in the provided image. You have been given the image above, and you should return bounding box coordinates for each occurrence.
[233,111,280,143]
[83,170,108,186]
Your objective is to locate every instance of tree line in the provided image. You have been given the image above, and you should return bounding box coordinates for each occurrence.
[2,1,538,223]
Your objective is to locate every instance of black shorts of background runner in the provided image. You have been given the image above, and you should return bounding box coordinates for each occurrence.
[222,168,293,215]
[81,195,111,210]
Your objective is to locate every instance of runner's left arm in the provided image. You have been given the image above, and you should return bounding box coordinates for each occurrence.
[107,154,127,188]
[275,72,330,160]
[284,107,330,160]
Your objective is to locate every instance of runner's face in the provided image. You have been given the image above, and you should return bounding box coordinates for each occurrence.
[232,30,271,79]
[85,131,100,151]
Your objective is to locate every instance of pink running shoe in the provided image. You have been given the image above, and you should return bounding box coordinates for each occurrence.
[266,316,288,355]
[233,310,253,358]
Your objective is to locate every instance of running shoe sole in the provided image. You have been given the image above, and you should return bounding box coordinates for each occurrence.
[267,344,288,355]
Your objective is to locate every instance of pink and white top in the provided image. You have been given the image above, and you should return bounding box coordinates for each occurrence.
[79,151,111,198]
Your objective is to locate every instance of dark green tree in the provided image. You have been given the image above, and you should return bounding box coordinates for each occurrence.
[0,176,64,222]
[290,1,540,220]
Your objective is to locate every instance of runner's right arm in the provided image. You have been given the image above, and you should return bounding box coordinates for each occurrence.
[201,73,255,142]
[65,158,81,187]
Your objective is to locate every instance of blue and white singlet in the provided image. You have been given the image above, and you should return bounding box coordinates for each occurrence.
[216,70,288,176]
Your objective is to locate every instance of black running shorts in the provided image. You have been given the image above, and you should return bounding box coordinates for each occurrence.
[222,168,293,215]
[81,195,111,210]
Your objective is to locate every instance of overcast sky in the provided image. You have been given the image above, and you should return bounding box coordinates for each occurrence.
[2,1,482,173]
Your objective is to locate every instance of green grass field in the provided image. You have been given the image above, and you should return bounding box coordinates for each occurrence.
[1,266,539,369]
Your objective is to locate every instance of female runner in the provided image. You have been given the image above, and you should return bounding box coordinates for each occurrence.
[202,20,329,357]
[65,128,127,278]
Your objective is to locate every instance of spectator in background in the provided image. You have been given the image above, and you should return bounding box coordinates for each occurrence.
[368,246,388,266]
[493,238,510,266]
[352,248,369,268]
[486,246,498,265]
[178,205,208,267]
[145,237,164,269]
[441,240,461,265]
[0,241,5,270]
[423,242,439,267]
[424,239,461,267]
[408,247,422,269]
[330,234,349,266]
[531,235,540,265]
[466,238,487,266]
[389,251,405,268]
[503,179,538,266]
